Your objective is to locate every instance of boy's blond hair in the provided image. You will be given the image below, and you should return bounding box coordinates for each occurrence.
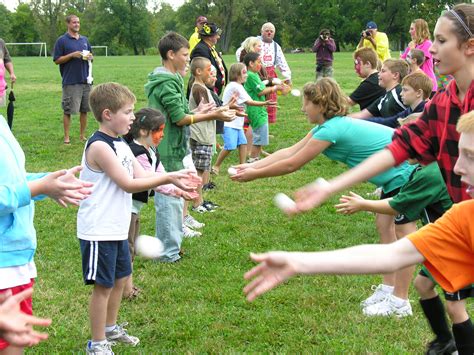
[457,111,474,134]
[353,47,378,69]
[401,72,433,100]
[190,56,211,76]
[303,78,348,119]
[409,49,425,66]
[383,59,409,83]
[228,63,246,82]
[89,83,136,122]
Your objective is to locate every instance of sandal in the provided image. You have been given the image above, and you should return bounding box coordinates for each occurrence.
[123,286,141,300]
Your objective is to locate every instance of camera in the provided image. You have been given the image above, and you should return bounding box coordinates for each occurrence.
[362,30,372,37]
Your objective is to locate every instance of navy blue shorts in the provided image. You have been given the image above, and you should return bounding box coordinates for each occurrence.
[79,239,132,288]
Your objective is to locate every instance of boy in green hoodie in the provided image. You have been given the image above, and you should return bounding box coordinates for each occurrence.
[145,32,233,262]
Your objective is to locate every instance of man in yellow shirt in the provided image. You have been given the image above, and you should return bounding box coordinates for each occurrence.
[357,21,391,62]
[189,15,208,53]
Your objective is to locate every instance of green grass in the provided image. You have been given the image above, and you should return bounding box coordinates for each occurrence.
[8,52,470,353]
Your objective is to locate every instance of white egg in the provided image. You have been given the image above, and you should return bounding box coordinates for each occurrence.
[228,167,238,176]
[290,89,301,97]
[135,235,164,259]
[274,193,296,212]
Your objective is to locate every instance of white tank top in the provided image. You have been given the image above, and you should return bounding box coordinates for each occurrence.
[77,131,134,241]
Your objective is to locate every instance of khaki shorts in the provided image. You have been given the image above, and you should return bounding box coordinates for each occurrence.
[62,84,92,115]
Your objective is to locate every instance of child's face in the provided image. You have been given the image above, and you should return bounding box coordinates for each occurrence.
[171,47,190,76]
[248,58,262,73]
[253,41,262,53]
[400,84,420,106]
[239,67,248,83]
[378,65,398,88]
[206,68,217,88]
[409,23,416,40]
[301,97,324,124]
[197,64,213,82]
[151,124,165,147]
[354,57,370,78]
[454,131,474,197]
[430,17,472,76]
[108,103,135,136]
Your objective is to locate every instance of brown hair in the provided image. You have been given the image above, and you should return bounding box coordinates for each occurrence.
[303,78,348,119]
[456,110,474,133]
[229,62,246,82]
[383,59,409,82]
[402,72,433,99]
[409,48,425,66]
[441,4,474,45]
[353,47,378,69]
[89,83,136,122]
[190,56,211,76]
[157,32,189,60]
[412,19,431,44]
[65,14,78,23]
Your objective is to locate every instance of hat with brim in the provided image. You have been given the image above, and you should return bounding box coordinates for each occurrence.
[199,22,222,36]
[366,21,377,29]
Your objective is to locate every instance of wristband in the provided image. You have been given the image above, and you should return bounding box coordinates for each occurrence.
[190,115,194,124]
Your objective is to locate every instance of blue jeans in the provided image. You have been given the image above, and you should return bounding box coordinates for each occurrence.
[154,193,183,262]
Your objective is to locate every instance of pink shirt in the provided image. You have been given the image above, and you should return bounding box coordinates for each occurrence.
[401,39,437,92]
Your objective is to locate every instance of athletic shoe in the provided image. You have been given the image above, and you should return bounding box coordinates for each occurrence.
[363,294,413,317]
[247,157,260,163]
[86,341,114,354]
[425,338,457,355]
[191,205,211,213]
[105,323,139,346]
[203,200,219,210]
[183,225,202,238]
[360,284,393,308]
[202,182,216,191]
[184,215,205,229]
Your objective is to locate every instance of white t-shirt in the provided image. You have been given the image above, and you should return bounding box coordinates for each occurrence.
[0,261,37,289]
[222,81,251,129]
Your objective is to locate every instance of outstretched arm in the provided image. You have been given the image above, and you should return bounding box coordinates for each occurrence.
[244,238,424,301]
[335,191,398,215]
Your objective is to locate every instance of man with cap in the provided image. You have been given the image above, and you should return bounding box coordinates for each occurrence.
[357,21,391,62]
[189,16,208,53]
[190,22,227,96]
[258,22,291,124]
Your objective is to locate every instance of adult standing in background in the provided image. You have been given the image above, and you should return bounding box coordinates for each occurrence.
[400,19,437,92]
[189,15,208,53]
[312,29,336,80]
[0,38,16,129]
[357,21,391,62]
[53,14,92,145]
[190,22,227,96]
[258,22,291,124]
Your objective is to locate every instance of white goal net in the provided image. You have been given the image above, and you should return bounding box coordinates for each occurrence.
[5,42,48,57]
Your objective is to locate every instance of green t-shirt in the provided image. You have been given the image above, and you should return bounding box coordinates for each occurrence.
[311,116,414,193]
[244,71,267,128]
[389,163,453,225]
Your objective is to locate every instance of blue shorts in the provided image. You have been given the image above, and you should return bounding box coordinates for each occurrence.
[79,239,132,288]
[252,123,269,146]
[223,127,247,150]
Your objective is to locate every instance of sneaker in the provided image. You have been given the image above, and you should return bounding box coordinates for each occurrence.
[361,284,393,308]
[202,182,216,191]
[425,338,457,355]
[363,294,413,317]
[191,204,211,213]
[203,200,219,210]
[184,215,205,229]
[105,323,140,346]
[86,341,114,355]
[247,157,260,163]
[183,225,202,238]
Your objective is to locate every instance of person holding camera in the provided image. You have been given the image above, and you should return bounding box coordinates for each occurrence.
[312,29,336,80]
[357,21,391,62]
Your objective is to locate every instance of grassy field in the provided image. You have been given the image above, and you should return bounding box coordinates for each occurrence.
[7,52,470,353]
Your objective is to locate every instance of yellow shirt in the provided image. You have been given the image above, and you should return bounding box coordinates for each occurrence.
[361,31,391,62]
[189,28,200,53]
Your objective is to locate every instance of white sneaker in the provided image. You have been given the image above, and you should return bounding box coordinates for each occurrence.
[361,284,393,308]
[184,214,205,229]
[363,294,413,317]
[183,225,202,238]
[86,340,114,354]
[105,323,139,346]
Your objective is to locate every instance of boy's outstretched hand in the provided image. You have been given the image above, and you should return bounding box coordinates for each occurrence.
[289,177,332,215]
[335,191,364,215]
[214,106,236,122]
[192,100,216,114]
[244,252,297,302]
[167,170,202,192]
[30,166,93,207]
[0,288,51,347]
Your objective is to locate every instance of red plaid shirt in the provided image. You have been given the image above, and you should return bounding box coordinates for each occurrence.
[387,80,474,203]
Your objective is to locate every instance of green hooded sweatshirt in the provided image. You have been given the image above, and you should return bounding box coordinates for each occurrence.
[145,67,190,172]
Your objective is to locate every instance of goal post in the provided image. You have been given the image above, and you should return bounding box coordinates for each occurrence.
[5,42,47,57]
[91,45,108,56]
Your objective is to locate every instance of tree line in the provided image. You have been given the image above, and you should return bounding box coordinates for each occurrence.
[0,0,455,56]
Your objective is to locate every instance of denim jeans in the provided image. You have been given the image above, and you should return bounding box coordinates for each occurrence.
[154,193,183,262]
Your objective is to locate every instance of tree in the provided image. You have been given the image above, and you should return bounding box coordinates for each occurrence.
[11,4,40,55]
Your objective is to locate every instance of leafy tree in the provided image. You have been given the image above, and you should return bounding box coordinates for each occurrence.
[0,5,12,42]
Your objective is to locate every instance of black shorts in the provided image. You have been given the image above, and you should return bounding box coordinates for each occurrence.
[381,187,411,225]
[419,268,474,301]
[79,239,132,288]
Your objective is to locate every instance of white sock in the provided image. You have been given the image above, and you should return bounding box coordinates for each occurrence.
[90,339,107,347]
[381,284,394,293]
[391,294,408,306]
[105,324,116,333]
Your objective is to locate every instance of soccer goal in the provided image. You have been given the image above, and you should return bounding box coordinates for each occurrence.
[5,42,47,57]
[91,45,108,56]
